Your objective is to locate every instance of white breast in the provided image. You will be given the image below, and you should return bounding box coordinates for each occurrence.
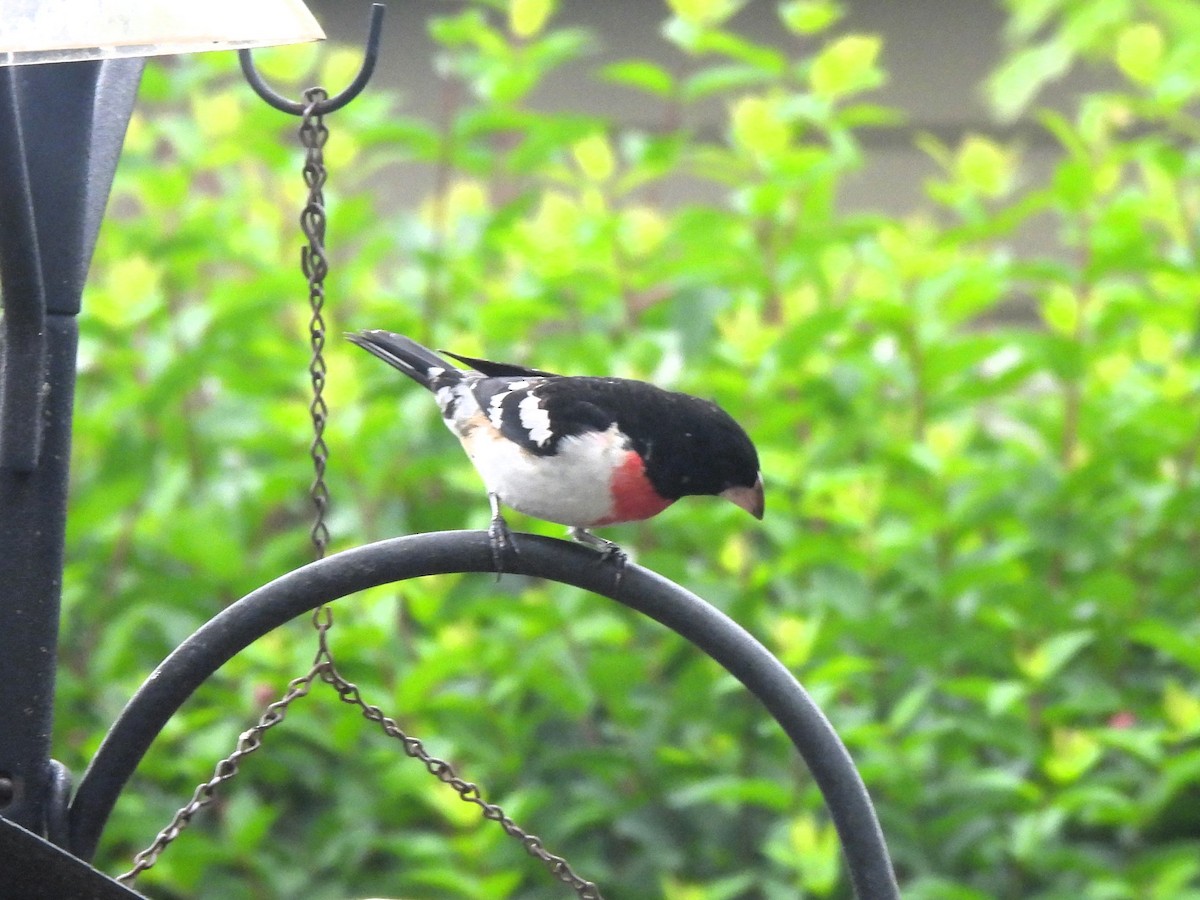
[459,424,626,527]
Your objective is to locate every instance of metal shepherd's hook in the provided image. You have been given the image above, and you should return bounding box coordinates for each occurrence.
[238,2,385,116]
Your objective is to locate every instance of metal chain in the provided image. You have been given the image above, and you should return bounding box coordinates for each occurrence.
[120,88,601,899]
[116,669,320,882]
[300,87,331,564]
[312,650,603,899]
[119,641,602,896]
[117,89,337,886]
[289,87,603,900]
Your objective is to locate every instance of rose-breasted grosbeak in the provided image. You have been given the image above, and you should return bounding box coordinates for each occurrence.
[347,330,764,568]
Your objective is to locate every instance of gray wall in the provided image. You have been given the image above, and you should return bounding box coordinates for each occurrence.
[305,0,1103,221]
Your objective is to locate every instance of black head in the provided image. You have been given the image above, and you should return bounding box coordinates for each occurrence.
[617,385,764,519]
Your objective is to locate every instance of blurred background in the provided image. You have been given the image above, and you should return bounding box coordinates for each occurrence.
[310,0,1113,216]
[61,1,1200,898]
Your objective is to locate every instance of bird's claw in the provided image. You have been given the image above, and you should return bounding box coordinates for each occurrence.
[485,492,519,580]
[488,513,516,580]
[568,528,627,589]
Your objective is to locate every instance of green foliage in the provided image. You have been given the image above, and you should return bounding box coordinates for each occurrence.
[62,0,1200,897]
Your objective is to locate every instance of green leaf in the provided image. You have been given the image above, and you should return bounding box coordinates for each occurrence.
[1133,621,1200,673]
[667,0,742,27]
[1040,284,1080,335]
[780,0,844,35]
[509,0,556,38]
[955,135,1016,198]
[600,59,676,97]
[1116,22,1164,85]
[986,40,1073,122]
[1016,630,1094,683]
[682,63,778,101]
[692,27,788,73]
[888,681,933,731]
[428,8,493,49]
[250,41,318,85]
[1164,680,1200,738]
[729,95,792,159]
[1044,727,1104,783]
[986,680,1028,717]
[809,34,883,99]
[571,131,616,181]
[773,813,842,895]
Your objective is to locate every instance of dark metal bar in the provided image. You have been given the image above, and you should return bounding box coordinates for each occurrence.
[69,531,899,899]
[0,66,48,472]
[238,2,384,117]
[0,313,78,833]
[0,58,142,473]
[0,59,142,837]
[8,59,143,318]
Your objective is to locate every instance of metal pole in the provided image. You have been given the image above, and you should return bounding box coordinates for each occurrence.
[0,58,142,835]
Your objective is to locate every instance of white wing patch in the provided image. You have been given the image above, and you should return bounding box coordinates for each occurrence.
[518,392,553,447]
[434,385,457,413]
[487,390,512,429]
[435,381,483,434]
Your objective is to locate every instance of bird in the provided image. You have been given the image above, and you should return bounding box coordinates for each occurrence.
[346,330,764,572]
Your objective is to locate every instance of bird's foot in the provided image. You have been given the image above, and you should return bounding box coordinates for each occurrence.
[487,493,517,579]
[488,513,517,579]
[568,528,627,587]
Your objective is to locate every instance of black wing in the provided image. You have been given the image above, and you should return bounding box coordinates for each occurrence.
[467,376,621,455]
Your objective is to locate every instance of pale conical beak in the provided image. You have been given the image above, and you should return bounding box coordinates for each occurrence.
[720,474,764,520]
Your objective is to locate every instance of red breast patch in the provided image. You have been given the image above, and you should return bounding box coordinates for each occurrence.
[597,450,675,525]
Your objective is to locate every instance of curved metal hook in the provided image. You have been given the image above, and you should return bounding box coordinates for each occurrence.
[238,2,385,116]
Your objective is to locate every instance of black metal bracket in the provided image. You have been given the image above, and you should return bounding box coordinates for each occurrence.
[0,59,143,845]
[238,2,385,116]
[0,817,146,900]
[68,531,900,899]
